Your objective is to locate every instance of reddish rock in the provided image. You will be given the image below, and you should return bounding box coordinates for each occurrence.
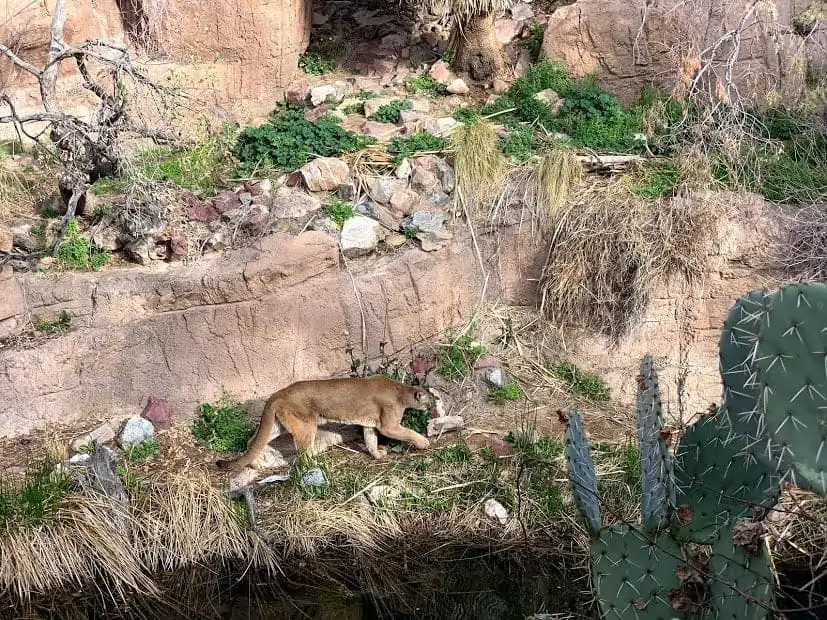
[362,120,401,139]
[213,190,242,214]
[300,157,351,192]
[169,234,188,260]
[429,59,454,84]
[495,19,524,45]
[141,396,173,430]
[304,105,331,121]
[187,202,221,223]
[0,223,12,253]
[390,188,420,215]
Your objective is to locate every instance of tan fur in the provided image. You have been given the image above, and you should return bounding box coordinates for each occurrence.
[215,375,432,472]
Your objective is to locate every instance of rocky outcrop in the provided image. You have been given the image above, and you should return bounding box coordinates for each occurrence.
[0,231,479,438]
[0,193,786,438]
[1,0,312,127]
[542,0,818,105]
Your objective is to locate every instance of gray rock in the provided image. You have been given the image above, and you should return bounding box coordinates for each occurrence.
[301,467,327,488]
[510,3,534,21]
[369,177,406,204]
[402,211,447,236]
[91,227,123,251]
[308,217,340,237]
[395,159,412,179]
[425,117,458,135]
[446,78,470,94]
[118,416,155,449]
[338,181,357,202]
[484,367,508,388]
[68,453,91,466]
[433,158,456,193]
[356,201,401,231]
[124,239,151,265]
[310,84,343,106]
[340,215,384,257]
[271,191,322,219]
[534,89,563,115]
[411,166,440,193]
[71,421,116,452]
[421,189,452,208]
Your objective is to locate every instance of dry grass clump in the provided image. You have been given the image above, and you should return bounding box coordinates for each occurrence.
[775,201,827,281]
[539,181,720,341]
[451,118,508,216]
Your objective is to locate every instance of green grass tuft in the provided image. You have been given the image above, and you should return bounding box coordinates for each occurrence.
[629,162,679,198]
[0,457,73,533]
[387,132,447,163]
[192,393,256,453]
[488,380,523,405]
[549,361,611,402]
[321,197,355,227]
[55,219,110,271]
[437,333,486,381]
[33,310,71,334]
[124,439,161,462]
[406,71,448,97]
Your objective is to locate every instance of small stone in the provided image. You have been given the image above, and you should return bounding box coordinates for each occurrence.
[369,177,406,204]
[91,227,123,251]
[186,202,220,223]
[9,223,40,252]
[495,19,524,45]
[411,167,440,193]
[355,201,400,231]
[425,117,458,135]
[68,453,91,466]
[141,396,173,430]
[493,79,509,94]
[212,190,241,214]
[399,109,419,124]
[402,210,446,236]
[429,59,454,84]
[118,416,155,449]
[447,78,470,95]
[301,467,327,488]
[483,367,508,388]
[169,234,188,260]
[71,421,116,452]
[395,159,412,179]
[384,233,408,248]
[300,157,351,192]
[310,84,342,107]
[534,89,563,115]
[340,215,384,257]
[308,217,340,237]
[514,48,532,78]
[205,232,227,251]
[271,190,322,219]
[474,354,501,370]
[0,223,12,253]
[484,498,509,524]
[124,239,151,265]
[420,189,452,209]
[244,204,271,233]
[390,188,421,214]
[362,120,400,139]
[338,182,357,202]
[427,415,465,437]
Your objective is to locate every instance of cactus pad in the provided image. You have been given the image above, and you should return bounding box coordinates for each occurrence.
[754,282,827,496]
[564,410,601,536]
[708,527,775,619]
[718,289,774,445]
[672,413,780,544]
[591,524,690,619]
[636,354,676,532]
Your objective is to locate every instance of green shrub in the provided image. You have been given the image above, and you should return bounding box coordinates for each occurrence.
[191,393,256,453]
[371,99,413,124]
[629,162,679,198]
[125,439,160,462]
[501,125,537,162]
[55,219,110,271]
[388,132,447,163]
[298,52,335,76]
[233,107,375,173]
[407,72,448,96]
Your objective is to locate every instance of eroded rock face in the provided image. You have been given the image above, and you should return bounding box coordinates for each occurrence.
[542,0,813,104]
[0,231,479,438]
[1,0,312,127]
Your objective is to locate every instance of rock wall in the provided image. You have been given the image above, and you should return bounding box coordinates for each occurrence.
[0,193,784,438]
[542,0,822,105]
[0,0,312,131]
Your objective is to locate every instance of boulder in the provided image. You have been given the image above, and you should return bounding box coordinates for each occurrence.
[300,157,351,192]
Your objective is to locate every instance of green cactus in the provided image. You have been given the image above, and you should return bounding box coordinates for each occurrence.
[672,413,780,544]
[708,528,775,619]
[636,354,675,532]
[591,524,690,619]
[564,410,601,536]
[753,282,827,496]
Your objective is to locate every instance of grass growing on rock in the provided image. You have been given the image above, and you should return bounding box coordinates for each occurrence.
[437,332,487,381]
[370,99,413,124]
[406,71,448,96]
[549,361,611,402]
[321,197,355,227]
[55,219,110,271]
[387,131,447,163]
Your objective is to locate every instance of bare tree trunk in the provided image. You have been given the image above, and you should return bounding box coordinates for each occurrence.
[448,13,509,81]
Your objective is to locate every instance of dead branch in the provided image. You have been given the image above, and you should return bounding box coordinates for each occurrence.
[0,0,180,249]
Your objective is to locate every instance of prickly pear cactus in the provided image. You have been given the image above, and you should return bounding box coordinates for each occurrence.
[564,410,601,536]
[591,524,690,619]
[636,354,676,532]
[754,282,827,496]
[708,526,775,619]
[718,289,774,443]
[672,413,780,544]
